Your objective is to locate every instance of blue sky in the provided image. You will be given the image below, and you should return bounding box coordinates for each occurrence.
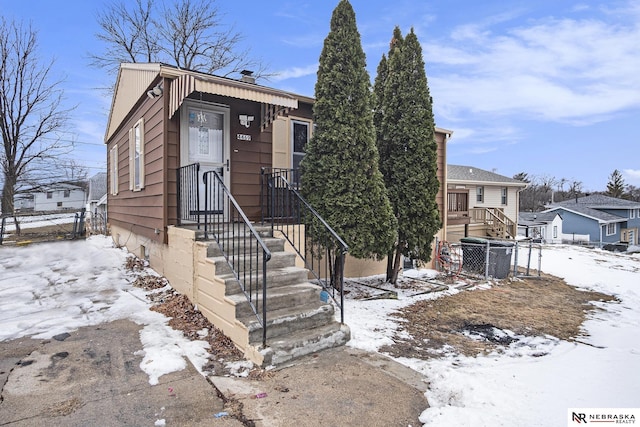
[2,0,639,191]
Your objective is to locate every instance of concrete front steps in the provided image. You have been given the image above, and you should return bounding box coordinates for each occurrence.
[204,225,350,367]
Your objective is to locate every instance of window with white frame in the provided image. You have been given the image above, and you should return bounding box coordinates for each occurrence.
[631,209,636,219]
[129,119,145,191]
[110,144,119,195]
[63,189,70,198]
[291,120,310,171]
[606,223,616,236]
[476,186,484,203]
[553,225,558,238]
[501,187,508,205]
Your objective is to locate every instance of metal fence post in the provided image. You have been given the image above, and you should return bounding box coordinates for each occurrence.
[0,216,6,245]
[538,244,542,278]
[484,240,490,279]
[526,239,533,276]
[513,240,519,277]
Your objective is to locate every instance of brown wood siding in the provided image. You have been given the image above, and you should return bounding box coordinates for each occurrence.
[166,108,180,229]
[106,81,167,244]
[230,98,270,220]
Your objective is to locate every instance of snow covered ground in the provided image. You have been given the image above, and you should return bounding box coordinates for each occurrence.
[1,212,77,233]
[1,237,638,426]
[0,236,210,385]
[346,244,640,426]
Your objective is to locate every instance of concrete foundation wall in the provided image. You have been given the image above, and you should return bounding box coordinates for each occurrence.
[274,224,442,278]
[109,224,254,362]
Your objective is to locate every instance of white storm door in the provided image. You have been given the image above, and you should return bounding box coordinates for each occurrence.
[181,101,230,216]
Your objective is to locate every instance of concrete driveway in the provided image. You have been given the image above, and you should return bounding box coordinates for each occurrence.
[0,319,241,426]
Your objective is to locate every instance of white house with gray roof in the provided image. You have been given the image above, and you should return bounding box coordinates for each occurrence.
[86,172,108,235]
[544,194,640,246]
[446,165,527,241]
[518,211,566,243]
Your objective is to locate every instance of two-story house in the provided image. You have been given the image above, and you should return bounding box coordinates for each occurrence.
[544,194,640,246]
[446,165,527,241]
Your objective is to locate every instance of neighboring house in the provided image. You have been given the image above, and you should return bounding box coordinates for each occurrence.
[33,183,86,212]
[446,165,527,241]
[104,63,450,366]
[86,172,108,235]
[518,211,564,243]
[544,195,640,246]
[14,194,35,212]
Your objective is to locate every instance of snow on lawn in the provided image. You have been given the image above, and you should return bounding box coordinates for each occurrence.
[345,245,640,426]
[0,236,209,385]
[2,236,638,425]
[2,212,77,232]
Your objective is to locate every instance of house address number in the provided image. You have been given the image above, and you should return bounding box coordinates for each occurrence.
[237,133,251,141]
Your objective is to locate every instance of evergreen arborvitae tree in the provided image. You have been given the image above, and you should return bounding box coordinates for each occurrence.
[301,0,396,261]
[374,27,441,284]
[606,169,625,199]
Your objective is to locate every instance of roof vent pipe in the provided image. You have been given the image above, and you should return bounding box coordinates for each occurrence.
[240,70,256,84]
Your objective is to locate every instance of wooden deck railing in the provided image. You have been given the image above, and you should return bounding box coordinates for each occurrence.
[470,207,517,239]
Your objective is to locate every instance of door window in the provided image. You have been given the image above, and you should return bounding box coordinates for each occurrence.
[187,108,223,164]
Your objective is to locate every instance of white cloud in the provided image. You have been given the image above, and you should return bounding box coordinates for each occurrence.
[623,169,640,186]
[426,6,640,125]
[272,64,318,81]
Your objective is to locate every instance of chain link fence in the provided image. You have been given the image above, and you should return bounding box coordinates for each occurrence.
[436,238,543,280]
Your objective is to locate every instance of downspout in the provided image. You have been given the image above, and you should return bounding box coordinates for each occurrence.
[162,76,170,244]
[599,222,603,248]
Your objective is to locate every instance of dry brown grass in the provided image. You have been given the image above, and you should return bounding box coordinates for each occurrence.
[381,274,616,359]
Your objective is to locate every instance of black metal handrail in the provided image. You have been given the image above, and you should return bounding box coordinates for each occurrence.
[261,167,348,323]
[202,170,272,346]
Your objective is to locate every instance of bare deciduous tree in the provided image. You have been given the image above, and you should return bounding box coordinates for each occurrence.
[91,0,158,75]
[0,18,74,219]
[91,0,270,78]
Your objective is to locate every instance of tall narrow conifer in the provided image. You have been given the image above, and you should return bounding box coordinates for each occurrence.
[374,27,441,283]
[301,0,396,260]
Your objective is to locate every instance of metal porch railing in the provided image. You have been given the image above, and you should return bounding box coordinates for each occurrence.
[176,163,272,346]
[261,168,348,323]
[177,163,201,226]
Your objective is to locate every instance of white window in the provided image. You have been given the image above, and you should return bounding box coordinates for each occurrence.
[129,119,145,191]
[606,223,616,236]
[631,209,636,219]
[110,144,119,195]
[63,189,70,198]
[46,191,53,199]
[501,187,508,205]
[291,120,310,171]
[553,225,558,238]
[476,186,484,203]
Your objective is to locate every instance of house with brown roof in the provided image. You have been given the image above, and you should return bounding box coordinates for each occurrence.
[446,165,527,241]
[104,63,451,365]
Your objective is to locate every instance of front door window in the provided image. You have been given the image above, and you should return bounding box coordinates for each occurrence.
[188,108,223,164]
[181,101,230,217]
